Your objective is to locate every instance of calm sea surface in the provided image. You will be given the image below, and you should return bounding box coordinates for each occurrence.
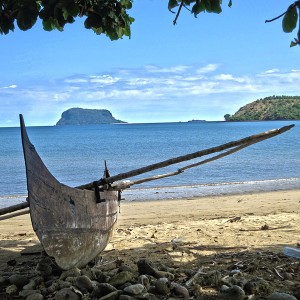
[1,121,299,208]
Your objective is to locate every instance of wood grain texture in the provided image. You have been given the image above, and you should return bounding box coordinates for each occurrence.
[20,115,119,269]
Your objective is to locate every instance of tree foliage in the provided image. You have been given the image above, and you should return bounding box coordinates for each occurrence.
[0,0,134,40]
[0,0,300,46]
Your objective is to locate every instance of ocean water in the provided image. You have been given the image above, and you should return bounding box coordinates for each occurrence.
[0,120,299,208]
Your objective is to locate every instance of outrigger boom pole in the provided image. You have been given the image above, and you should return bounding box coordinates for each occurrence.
[0,123,294,220]
[77,124,294,190]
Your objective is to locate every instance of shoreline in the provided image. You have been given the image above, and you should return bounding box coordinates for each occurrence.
[1,189,300,298]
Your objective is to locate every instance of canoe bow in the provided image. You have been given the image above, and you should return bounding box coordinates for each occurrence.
[20,114,119,269]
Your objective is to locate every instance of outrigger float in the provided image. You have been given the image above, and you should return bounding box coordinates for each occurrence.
[0,115,294,269]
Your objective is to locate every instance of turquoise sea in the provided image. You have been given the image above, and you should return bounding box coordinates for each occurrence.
[0,120,300,208]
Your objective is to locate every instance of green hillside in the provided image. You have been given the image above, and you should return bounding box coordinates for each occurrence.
[224,96,300,121]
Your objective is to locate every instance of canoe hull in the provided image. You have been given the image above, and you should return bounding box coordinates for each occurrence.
[20,115,119,269]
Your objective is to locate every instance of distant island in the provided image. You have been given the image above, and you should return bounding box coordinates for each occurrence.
[56,108,126,125]
[224,95,300,121]
[187,119,206,123]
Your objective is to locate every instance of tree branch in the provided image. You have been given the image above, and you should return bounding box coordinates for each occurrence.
[173,0,184,25]
[265,1,300,23]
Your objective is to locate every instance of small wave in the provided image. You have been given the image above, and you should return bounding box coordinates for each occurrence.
[129,177,300,191]
[0,194,27,199]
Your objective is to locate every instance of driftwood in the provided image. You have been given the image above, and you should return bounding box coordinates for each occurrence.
[0,123,294,220]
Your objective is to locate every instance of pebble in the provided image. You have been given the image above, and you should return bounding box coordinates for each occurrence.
[200,270,222,287]
[137,259,158,277]
[92,283,118,298]
[155,278,170,295]
[36,261,52,277]
[26,293,44,300]
[244,277,270,295]
[225,285,245,300]
[0,275,8,287]
[19,290,40,298]
[74,275,94,293]
[9,274,29,287]
[155,271,175,280]
[171,282,189,300]
[138,275,150,290]
[99,290,123,300]
[108,271,135,287]
[124,283,145,295]
[268,292,298,300]
[55,288,81,300]
[6,284,18,295]
[60,268,81,280]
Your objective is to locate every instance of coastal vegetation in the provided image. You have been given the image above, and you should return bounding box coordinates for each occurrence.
[224,95,300,121]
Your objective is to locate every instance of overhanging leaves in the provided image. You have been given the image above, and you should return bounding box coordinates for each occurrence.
[0,0,134,40]
[282,4,298,32]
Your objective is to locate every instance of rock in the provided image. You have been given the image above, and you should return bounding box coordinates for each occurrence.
[108,271,135,287]
[119,295,133,300]
[200,270,222,287]
[244,277,270,295]
[137,260,158,277]
[155,271,175,280]
[224,285,245,300]
[92,283,118,298]
[138,275,150,290]
[99,290,123,300]
[60,268,81,280]
[0,276,9,287]
[155,278,170,295]
[55,288,81,300]
[19,289,40,298]
[74,275,94,293]
[220,285,230,292]
[6,284,18,296]
[56,108,126,126]
[92,268,110,283]
[136,292,159,300]
[124,283,145,295]
[23,277,43,290]
[26,293,44,300]
[293,287,300,299]
[9,274,29,287]
[171,282,189,300]
[268,292,297,300]
[191,284,203,299]
[36,261,52,277]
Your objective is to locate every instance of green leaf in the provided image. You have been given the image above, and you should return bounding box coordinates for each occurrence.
[204,0,212,12]
[16,8,38,30]
[228,0,232,7]
[210,0,222,13]
[168,0,178,11]
[192,0,205,16]
[282,5,298,33]
[42,18,56,31]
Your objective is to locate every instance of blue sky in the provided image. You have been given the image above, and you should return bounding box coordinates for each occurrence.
[1,0,300,126]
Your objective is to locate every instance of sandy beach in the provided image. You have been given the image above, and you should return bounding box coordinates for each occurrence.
[1,189,300,298]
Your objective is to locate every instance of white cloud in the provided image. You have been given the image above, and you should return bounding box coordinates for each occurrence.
[196,64,219,74]
[1,64,300,126]
[1,84,17,89]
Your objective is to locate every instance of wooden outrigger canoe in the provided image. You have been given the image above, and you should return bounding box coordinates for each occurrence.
[20,115,119,270]
[0,115,294,270]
